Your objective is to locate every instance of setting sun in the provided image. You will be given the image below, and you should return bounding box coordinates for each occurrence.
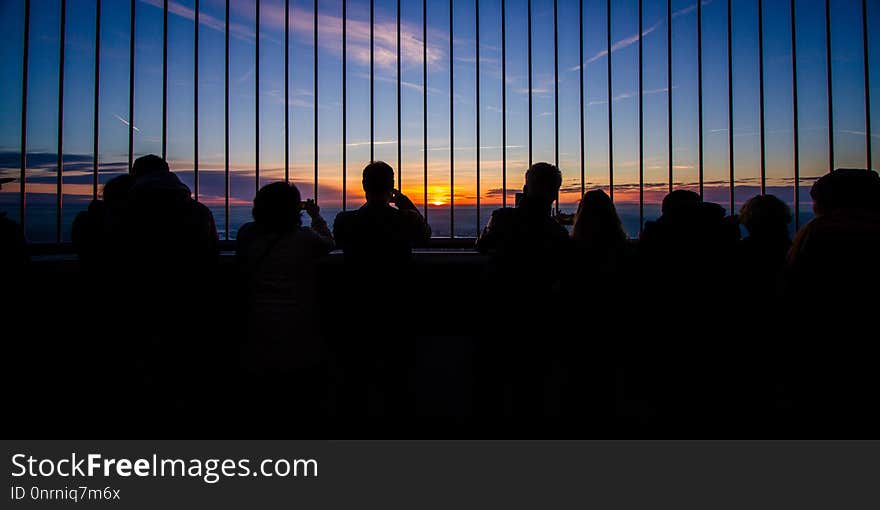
[427,186,450,207]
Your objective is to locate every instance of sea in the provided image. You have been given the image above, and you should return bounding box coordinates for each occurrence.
[2,193,814,244]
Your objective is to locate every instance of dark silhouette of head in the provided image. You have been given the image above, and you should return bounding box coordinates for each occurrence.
[810,168,880,217]
[739,194,791,239]
[253,181,303,232]
[102,174,134,206]
[362,161,395,204]
[0,177,13,191]
[572,189,626,245]
[131,154,170,179]
[661,189,702,215]
[522,162,562,208]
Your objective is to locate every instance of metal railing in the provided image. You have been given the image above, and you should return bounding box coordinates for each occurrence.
[9,0,877,244]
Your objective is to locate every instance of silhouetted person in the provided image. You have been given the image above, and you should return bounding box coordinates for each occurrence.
[475,163,571,421]
[661,189,702,214]
[785,168,880,423]
[123,154,218,286]
[70,174,135,396]
[637,190,740,425]
[563,189,633,423]
[236,181,334,419]
[333,161,431,265]
[570,189,629,281]
[476,162,572,294]
[788,168,880,296]
[725,194,794,420]
[72,174,134,273]
[639,190,739,288]
[0,177,27,272]
[236,182,333,374]
[116,155,219,419]
[737,194,791,297]
[332,161,430,417]
[0,177,28,320]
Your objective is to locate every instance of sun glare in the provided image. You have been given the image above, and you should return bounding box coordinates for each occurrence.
[427,185,450,207]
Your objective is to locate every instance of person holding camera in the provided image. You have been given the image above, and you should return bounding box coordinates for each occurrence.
[235,182,334,376]
[333,160,431,267]
[331,161,430,417]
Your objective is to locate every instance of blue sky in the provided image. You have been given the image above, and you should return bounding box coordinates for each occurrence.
[0,0,877,241]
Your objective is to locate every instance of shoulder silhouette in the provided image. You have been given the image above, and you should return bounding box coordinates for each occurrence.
[571,189,628,264]
[333,161,430,266]
[477,162,572,293]
[72,173,134,272]
[788,168,880,299]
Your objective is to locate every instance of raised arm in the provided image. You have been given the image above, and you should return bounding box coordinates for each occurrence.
[303,199,335,255]
[392,190,432,242]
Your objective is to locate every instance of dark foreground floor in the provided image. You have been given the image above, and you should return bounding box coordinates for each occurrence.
[5,252,878,437]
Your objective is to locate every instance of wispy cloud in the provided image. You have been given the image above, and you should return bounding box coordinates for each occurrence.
[142,0,445,70]
[570,0,714,71]
[141,0,254,43]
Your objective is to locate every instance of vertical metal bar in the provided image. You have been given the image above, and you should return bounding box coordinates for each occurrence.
[825,0,834,172]
[370,0,374,161]
[342,0,346,209]
[791,0,800,229]
[449,0,454,238]
[256,0,260,192]
[57,0,66,243]
[863,0,872,171]
[667,0,672,192]
[398,0,402,191]
[758,0,766,194]
[476,0,481,231]
[20,0,30,226]
[527,0,532,168]
[284,0,288,185]
[727,0,736,214]
[638,0,644,231]
[552,2,558,170]
[162,0,168,159]
[285,0,289,184]
[579,0,584,197]
[93,0,101,201]
[727,0,734,213]
[194,0,199,199]
[224,0,229,239]
[128,0,135,172]
[423,0,428,219]
[698,0,704,197]
[314,0,318,201]
[607,0,612,200]
[502,0,507,207]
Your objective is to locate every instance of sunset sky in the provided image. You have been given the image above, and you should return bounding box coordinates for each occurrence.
[0,0,877,241]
